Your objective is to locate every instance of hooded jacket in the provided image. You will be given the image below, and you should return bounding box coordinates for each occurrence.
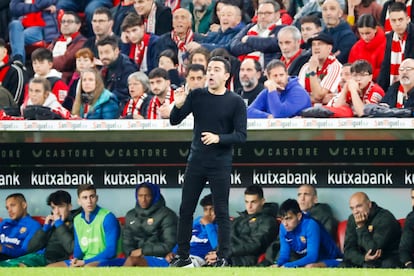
[80,89,120,119]
[123,182,177,257]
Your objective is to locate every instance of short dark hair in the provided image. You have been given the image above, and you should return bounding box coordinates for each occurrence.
[300,15,322,27]
[389,2,407,14]
[244,185,264,199]
[29,77,51,92]
[77,184,96,197]
[189,47,210,66]
[148,67,169,80]
[350,59,373,74]
[186,63,206,76]
[62,11,81,24]
[279,199,301,217]
[6,193,26,202]
[208,56,231,74]
[159,49,178,66]
[93,6,113,20]
[356,14,377,29]
[47,190,72,206]
[121,12,144,31]
[241,58,262,73]
[96,35,120,50]
[31,48,53,63]
[266,59,287,74]
[0,38,6,48]
[200,194,213,206]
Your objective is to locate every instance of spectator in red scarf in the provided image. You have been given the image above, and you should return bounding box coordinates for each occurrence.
[331,60,384,117]
[230,0,285,68]
[298,32,342,105]
[381,0,414,33]
[121,72,152,119]
[348,14,386,81]
[147,68,175,119]
[378,2,414,91]
[47,11,87,84]
[157,8,194,77]
[133,0,172,35]
[120,12,160,75]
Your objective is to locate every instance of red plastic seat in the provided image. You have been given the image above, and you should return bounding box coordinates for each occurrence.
[336,220,347,253]
[32,215,46,225]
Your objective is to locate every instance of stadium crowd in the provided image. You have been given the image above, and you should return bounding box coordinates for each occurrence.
[0,0,414,120]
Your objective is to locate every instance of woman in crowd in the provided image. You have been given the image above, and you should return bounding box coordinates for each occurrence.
[348,14,386,81]
[62,48,96,111]
[121,72,152,119]
[72,68,119,119]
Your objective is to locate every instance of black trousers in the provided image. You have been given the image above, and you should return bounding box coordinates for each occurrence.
[176,162,232,259]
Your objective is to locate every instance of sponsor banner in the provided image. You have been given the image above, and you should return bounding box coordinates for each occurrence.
[1,118,414,131]
[1,141,414,165]
[0,165,413,188]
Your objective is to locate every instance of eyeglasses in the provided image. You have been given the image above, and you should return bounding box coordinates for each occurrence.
[61,20,77,24]
[351,73,371,78]
[398,67,414,72]
[257,11,274,16]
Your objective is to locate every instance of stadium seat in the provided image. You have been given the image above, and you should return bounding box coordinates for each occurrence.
[336,220,347,253]
[32,215,45,225]
[117,217,125,226]
[398,218,406,229]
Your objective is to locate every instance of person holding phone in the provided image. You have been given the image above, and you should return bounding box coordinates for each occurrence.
[247,59,311,118]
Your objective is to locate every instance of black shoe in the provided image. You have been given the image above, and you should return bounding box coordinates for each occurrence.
[213,258,230,267]
[169,256,194,267]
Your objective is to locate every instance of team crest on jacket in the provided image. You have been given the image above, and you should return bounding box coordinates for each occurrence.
[147,218,154,225]
[368,225,373,232]
[249,217,257,223]
[300,236,306,243]
[19,227,27,234]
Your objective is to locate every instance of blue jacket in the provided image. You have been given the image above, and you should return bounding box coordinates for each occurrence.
[230,23,285,66]
[81,89,120,119]
[0,215,41,258]
[10,0,59,42]
[277,213,342,268]
[323,20,356,64]
[247,77,311,118]
[194,22,245,52]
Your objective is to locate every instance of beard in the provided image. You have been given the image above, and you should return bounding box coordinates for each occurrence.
[240,78,255,89]
[194,4,207,12]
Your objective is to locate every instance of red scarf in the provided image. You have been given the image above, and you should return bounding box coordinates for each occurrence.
[396,84,406,108]
[165,0,180,12]
[280,49,302,69]
[129,33,151,69]
[304,55,336,93]
[0,55,10,83]
[147,89,175,119]
[122,93,148,117]
[171,29,194,75]
[390,31,406,86]
[238,23,276,62]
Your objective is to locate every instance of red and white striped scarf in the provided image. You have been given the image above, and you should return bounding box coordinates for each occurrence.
[165,0,180,12]
[390,31,406,86]
[122,93,148,117]
[147,89,175,119]
[129,33,151,72]
[384,0,412,33]
[396,84,406,108]
[304,55,336,93]
[144,3,157,34]
[238,23,276,65]
[171,29,194,76]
